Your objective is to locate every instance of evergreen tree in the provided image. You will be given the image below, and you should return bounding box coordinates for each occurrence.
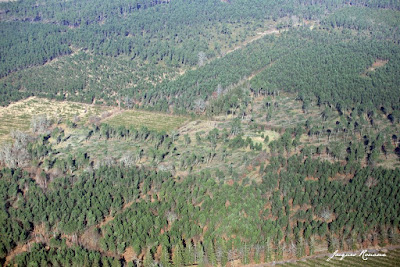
[172,243,183,267]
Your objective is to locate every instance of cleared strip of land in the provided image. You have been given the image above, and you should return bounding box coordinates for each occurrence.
[104,109,189,132]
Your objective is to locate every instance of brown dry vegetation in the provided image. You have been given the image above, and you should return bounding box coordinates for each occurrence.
[362,59,389,76]
[370,59,389,70]
[122,246,137,263]
[4,224,49,265]
[0,97,110,143]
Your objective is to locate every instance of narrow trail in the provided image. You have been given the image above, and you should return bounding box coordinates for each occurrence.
[4,242,33,266]
[96,200,135,229]
[245,60,277,82]
[4,225,49,266]
[221,29,281,58]
[176,28,282,79]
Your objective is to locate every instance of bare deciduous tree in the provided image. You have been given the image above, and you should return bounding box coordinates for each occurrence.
[320,208,332,221]
[73,114,80,124]
[170,130,179,143]
[0,130,31,168]
[101,112,111,119]
[365,176,378,188]
[94,156,115,169]
[124,96,134,109]
[328,234,339,251]
[120,152,135,167]
[11,130,31,146]
[36,170,48,190]
[194,98,206,114]
[157,163,175,173]
[230,118,242,136]
[166,211,177,224]
[215,246,223,265]
[31,115,52,133]
[103,156,115,167]
[198,51,207,67]
[89,115,101,126]
[227,249,237,265]
[285,241,297,256]
[217,84,223,97]
[135,148,143,163]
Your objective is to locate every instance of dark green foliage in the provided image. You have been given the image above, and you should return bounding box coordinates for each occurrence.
[9,243,114,267]
[4,155,396,263]
[250,28,400,113]
[1,0,400,265]
[322,6,400,40]
[0,22,71,78]
[1,0,399,113]
[0,170,32,259]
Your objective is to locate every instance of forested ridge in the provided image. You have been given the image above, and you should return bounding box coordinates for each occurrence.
[0,0,400,107]
[1,0,400,266]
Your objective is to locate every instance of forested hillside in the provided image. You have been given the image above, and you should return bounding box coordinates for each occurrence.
[1,0,400,266]
[1,0,400,109]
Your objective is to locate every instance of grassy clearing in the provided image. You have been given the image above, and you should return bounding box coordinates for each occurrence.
[105,110,189,132]
[276,248,400,266]
[362,59,389,76]
[244,129,280,150]
[179,120,225,140]
[0,97,109,144]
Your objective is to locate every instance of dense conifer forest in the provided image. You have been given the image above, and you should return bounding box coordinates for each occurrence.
[1,0,400,266]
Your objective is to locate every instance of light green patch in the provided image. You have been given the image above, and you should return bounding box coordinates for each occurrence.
[244,130,280,150]
[0,97,110,144]
[283,248,400,266]
[104,110,188,132]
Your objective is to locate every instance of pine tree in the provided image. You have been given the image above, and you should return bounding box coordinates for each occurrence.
[296,237,305,258]
[275,243,283,261]
[197,242,205,267]
[242,242,249,265]
[83,254,90,267]
[143,249,154,267]
[219,239,228,267]
[253,244,261,264]
[183,240,193,265]
[112,258,121,267]
[309,237,315,255]
[172,243,183,267]
[264,239,272,263]
[206,240,217,266]
[160,245,171,267]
